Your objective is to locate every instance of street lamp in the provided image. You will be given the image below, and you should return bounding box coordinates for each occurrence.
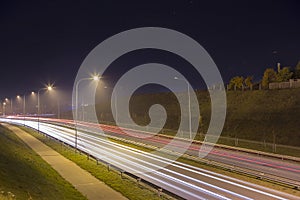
[5,98,13,115]
[104,86,118,123]
[74,74,100,150]
[22,94,26,125]
[16,95,22,114]
[2,102,6,116]
[37,85,53,133]
[174,76,192,140]
[20,92,35,126]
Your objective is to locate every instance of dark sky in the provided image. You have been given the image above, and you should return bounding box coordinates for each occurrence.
[1,0,300,99]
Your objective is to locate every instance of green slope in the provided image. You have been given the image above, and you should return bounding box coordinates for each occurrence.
[0,125,86,200]
[96,88,300,147]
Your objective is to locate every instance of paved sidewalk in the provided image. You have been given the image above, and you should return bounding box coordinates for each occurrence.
[3,124,127,200]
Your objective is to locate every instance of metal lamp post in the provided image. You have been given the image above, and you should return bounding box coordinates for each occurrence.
[75,75,100,150]
[4,98,12,115]
[20,92,35,126]
[2,102,6,116]
[174,76,192,140]
[37,86,53,133]
[104,86,118,123]
[17,95,21,114]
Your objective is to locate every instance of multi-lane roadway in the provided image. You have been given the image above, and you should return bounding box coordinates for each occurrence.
[1,117,299,200]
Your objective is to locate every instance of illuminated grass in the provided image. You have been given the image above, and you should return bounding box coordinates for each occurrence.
[0,125,86,200]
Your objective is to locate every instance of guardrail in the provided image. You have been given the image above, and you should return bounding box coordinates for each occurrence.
[156,133,300,163]
[97,120,300,162]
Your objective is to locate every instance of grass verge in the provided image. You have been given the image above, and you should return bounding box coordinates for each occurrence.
[0,124,86,200]
[19,126,173,200]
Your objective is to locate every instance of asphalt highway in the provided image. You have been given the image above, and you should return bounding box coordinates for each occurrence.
[1,118,299,200]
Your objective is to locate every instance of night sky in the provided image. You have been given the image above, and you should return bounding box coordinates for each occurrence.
[1,0,300,99]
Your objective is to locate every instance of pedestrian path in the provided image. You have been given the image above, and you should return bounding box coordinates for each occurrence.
[3,124,127,200]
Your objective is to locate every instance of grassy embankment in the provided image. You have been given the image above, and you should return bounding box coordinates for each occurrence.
[96,88,300,156]
[0,124,86,200]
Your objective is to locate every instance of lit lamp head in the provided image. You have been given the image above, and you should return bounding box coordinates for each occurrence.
[17,95,20,99]
[92,75,100,81]
[47,86,52,91]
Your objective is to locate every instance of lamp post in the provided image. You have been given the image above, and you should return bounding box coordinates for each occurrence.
[75,75,100,150]
[2,102,6,116]
[20,92,35,126]
[104,86,118,123]
[174,76,192,140]
[37,86,53,133]
[4,98,12,115]
[17,95,21,114]
[21,94,26,125]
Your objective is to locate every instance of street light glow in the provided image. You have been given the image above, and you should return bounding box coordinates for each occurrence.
[92,75,100,81]
[47,86,52,91]
[17,95,20,99]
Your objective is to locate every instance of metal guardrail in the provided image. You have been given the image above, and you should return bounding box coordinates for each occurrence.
[152,132,300,163]
[96,120,300,162]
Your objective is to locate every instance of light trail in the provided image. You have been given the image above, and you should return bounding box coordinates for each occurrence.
[1,118,298,200]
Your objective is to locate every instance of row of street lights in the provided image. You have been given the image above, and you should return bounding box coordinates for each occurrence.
[1,74,193,150]
[1,74,101,151]
[2,87,52,116]
[1,85,53,133]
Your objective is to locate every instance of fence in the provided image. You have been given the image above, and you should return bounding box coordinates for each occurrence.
[269,79,300,89]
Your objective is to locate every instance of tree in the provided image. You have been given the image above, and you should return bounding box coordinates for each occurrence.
[262,68,277,89]
[228,76,244,90]
[244,76,253,89]
[276,67,293,82]
[295,61,300,79]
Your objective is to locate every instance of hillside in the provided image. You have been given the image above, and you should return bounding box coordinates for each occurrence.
[223,89,300,146]
[96,88,300,147]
